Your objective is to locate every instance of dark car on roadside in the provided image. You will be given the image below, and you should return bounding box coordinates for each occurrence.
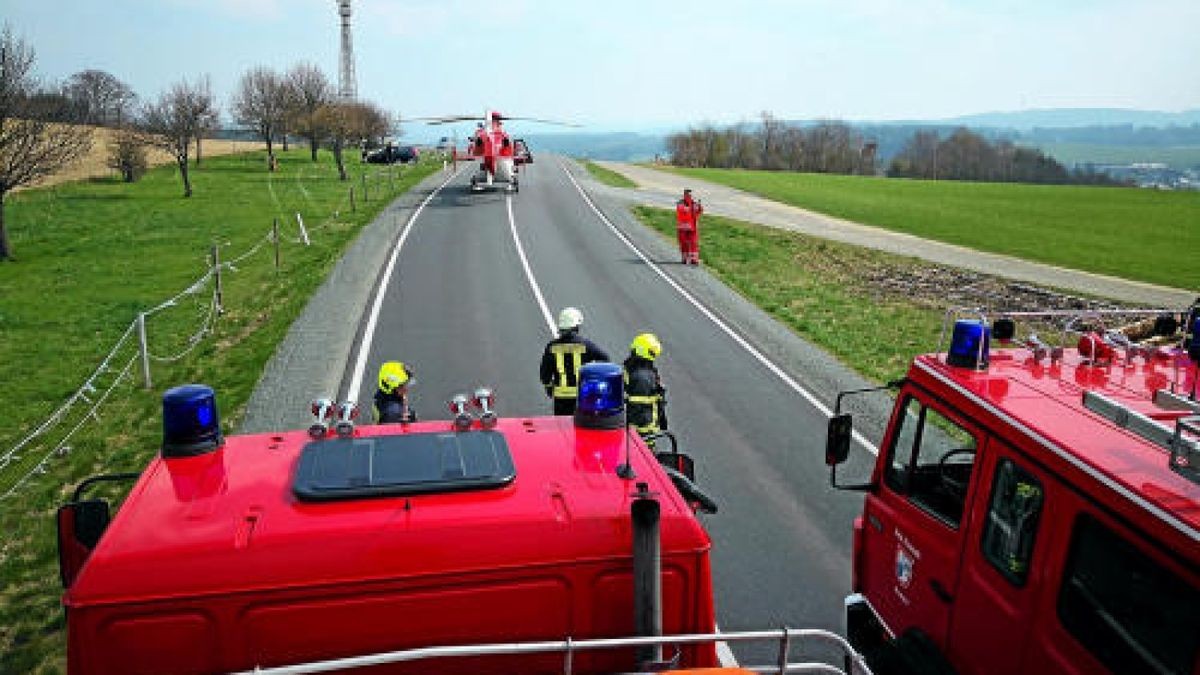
[366,144,419,164]
[513,138,533,165]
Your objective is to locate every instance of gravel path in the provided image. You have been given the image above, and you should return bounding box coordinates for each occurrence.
[595,161,1196,308]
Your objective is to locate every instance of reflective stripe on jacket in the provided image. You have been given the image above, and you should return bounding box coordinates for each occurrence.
[540,331,610,401]
[624,357,665,435]
[550,342,586,398]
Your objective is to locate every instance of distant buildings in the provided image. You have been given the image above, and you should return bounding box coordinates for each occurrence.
[1079,163,1199,190]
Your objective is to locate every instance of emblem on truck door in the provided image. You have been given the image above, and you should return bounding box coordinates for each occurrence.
[895,547,914,589]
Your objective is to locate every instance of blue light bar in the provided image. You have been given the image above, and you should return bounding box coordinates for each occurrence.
[162,384,223,458]
[947,320,990,369]
[574,362,626,430]
[1189,316,1200,361]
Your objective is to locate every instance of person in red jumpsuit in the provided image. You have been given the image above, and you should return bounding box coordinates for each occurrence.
[675,189,703,265]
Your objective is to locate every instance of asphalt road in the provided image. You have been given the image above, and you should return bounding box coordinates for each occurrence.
[300,156,887,664]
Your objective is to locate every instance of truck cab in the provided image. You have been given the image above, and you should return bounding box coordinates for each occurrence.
[828,308,1200,675]
[56,370,721,674]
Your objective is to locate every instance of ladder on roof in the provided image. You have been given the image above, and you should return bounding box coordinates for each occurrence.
[1083,391,1200,485]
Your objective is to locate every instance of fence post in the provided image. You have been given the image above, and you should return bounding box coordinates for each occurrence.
[349,186,356,212]
[296,213,310,245]
[273,217,280,270]
[361,172,368,201]
[137,312,152,390]
[212,243,224,315]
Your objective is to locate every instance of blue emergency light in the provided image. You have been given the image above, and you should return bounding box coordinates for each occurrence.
[162,384,223,458]
[574,362,626,430]
[947,320,990,369]
[1189,316,1200,361]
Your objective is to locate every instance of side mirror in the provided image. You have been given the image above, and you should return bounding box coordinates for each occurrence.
[57,500,111,588]
[826,413,853,466]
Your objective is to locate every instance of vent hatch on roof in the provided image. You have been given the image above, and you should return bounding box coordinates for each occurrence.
[293,431,515,502]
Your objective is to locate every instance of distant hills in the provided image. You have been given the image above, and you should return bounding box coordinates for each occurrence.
[941,108,1200,130]
[501,108,1200,166]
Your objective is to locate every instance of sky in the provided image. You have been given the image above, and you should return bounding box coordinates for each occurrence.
[4,0,1199,136]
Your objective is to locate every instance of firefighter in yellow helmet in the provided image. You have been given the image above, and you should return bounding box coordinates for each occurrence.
[374,361,417,423]
[624,333,667,442]
[540,307,610,415]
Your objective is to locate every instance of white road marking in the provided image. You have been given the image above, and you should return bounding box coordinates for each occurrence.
[559,161,880,456]
[345,168,466,402]
[506,195,557,336]
[714,625,739,667]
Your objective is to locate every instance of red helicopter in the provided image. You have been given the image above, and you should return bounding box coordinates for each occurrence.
[421,111,573,192]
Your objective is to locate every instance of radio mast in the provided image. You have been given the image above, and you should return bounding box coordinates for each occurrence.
[337,0,357,100]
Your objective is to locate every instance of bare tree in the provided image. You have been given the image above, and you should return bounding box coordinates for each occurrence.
[759,111,786,170]
[107,127,147,182]
[358,101,392,148]
[0,26,92,260]
[140,77,211,197]
[315,99,392,181]
[286,63,333,162]
[62,69,136,126]
[232,66,288,171]
[189,75,218,166]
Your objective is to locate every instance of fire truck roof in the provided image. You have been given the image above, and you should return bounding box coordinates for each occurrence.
[66,417,710,606]
[914,348,1200,539]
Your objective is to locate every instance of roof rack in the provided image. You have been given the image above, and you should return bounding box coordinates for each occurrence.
[229,627,873,675]
[938,305,1197,377]
[1083,391,1200,486]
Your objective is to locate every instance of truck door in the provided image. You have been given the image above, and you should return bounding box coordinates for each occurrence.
[947,442,1047,672]
[860,393,980,648]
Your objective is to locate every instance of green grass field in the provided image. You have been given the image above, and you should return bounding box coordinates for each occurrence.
[663,167,1200,291]
[0,150,440,673]
[1032,142,1200,171]
[583,159,637,188]
[634,206,945,382]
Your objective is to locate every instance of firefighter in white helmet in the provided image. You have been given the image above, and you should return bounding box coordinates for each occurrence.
[540,307,610,415]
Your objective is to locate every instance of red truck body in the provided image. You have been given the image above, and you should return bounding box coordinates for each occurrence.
[839,320,1200,675]
[61,416,717,674]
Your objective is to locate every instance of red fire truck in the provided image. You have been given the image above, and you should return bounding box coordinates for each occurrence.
[826,308,1200,675]
[56,363,869,674]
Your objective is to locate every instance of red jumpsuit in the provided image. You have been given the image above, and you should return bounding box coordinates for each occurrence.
[675,194,703,265]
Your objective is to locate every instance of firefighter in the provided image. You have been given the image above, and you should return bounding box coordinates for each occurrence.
[540,307,610,415]
[675,188,704,265]
[624,333,667,443]
[374,361,417,423]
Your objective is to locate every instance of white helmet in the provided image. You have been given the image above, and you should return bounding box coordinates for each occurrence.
[557,307,583,331]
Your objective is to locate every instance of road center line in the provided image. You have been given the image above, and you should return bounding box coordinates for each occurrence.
[345,167,465,402]
[558,161,880,456]
[506,195,557,336]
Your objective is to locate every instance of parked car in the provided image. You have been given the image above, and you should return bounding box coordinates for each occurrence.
[365,144,419,164]
[514,138,533,165]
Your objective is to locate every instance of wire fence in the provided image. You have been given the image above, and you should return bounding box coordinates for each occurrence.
[0,165,406,500]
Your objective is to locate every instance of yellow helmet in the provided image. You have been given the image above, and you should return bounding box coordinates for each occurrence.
[630,333,662,361]
[377,361,411,394]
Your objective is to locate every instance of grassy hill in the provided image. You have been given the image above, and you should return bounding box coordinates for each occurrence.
[0,149,439,673]
[664,167,1200,291]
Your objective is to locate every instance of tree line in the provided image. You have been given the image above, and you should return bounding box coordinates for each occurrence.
[667,113,878,175]
[0,24,398,260]
[666,112,1126,186]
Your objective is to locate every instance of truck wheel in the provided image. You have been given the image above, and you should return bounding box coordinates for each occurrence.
[872,629,957,675]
